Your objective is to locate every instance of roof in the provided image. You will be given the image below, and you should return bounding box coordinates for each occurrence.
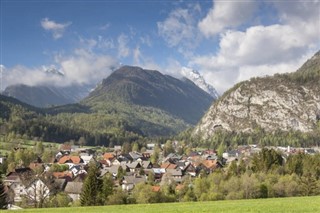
[5,168,34,185]
[160,162,177,169]
[141,161,152,168]
[129,152,143,160]
[127,161,141,169]
[152,185,161,192]
[166,169,183,176]
[58,156,83,164]
[60,144,72,151]
[103,152,115,160]
[201,160,218,169]
[64,182,83,194]
[52,171,73,180]
[123,175,145,185]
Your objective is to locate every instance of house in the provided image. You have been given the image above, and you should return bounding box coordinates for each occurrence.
[160,162,177,170]
[60,144,72,152]
[25,178,51,205]
[147,143,155,150]
[121,175,145,191]
[100,164,128,177]
[3,168,34,202]
[70,165,87,176]
[0,155,7,164]
[182,163,197,177]
[55,151,71,160]
[129,152,144,161]
[126,162,142,173]
[152,168,166,181]
[52,171,73,181]
[198,160,222,174]
[151,185,161,192]
[166,168,183,183]
[64,182,83,201]
[141,161,153,169]
[80,155,94,165]
[163,153,182,163]
[58,156,84,164]
[103,152,115,161]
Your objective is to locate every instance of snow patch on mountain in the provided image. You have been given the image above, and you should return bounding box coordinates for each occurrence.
[181,67,219,99]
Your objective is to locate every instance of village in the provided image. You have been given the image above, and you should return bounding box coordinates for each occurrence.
[1,140,319,209]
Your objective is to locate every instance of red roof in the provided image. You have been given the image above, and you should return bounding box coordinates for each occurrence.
[201,160,218,169]
[53,171,73,180]
[160,162,177,169]
[152,185,161,192]
[103,152,115,160]
[58,155,82,164]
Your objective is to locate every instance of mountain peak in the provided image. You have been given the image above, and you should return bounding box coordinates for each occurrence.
[83,66,214,125]
[181,67,219,99]
[44,67,64,76]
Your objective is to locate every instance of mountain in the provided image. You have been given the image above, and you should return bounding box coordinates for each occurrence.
[83,65,214,126]
[2,67,94,107]
[181,67,219,99]
[3,83,93,108]
[194,51,320,139]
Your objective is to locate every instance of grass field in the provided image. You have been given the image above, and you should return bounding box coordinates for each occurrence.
[2,196,320,213]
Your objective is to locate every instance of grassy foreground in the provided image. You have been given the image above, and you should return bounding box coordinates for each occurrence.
[2,196,320,213]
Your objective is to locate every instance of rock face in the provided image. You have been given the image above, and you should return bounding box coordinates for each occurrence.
[194,51,320,139]
[181,67,219,99]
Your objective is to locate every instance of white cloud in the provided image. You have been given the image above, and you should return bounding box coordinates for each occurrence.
[133,46,141,65]
[198,0,258,37]
[117,34,130,58]
[190,0,320,94]
[41,18,71,39]
[2,50,118,89]
[157,4,202,55]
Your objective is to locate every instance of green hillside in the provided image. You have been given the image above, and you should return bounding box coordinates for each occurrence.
[83,66,213,125]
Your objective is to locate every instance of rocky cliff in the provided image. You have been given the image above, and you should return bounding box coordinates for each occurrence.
[194,51,320,139]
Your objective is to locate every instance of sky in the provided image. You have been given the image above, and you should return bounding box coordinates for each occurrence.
[0,0,319,94]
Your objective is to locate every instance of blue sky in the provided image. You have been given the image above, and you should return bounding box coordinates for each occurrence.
[1,0,319,93]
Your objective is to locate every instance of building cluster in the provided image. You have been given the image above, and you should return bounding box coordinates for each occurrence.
[1,143,319,207]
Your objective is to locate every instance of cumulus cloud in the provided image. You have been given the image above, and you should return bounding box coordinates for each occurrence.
[41,18,71,39]
[2,50,118,89]
[198,0,258,37]
[157,4,202,56]
[190,0,320,94]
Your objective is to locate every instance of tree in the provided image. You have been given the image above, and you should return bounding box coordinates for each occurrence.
[117,166,126,180]
[99,174,114,204]
[150,144,160,164]
[35,142,44,155]
[48,192,71,207]
[0,178,8,209]
[80,162,102,206]
[107,189,128,205]
[163,140,174,157]
[132,183,157,204]
[25,177,54,208]
[132,142,139,152]
[78,137,86,147]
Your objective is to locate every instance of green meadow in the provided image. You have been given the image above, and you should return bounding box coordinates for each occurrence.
[3,196,320,213]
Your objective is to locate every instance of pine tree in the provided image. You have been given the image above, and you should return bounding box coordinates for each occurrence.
[0,178,8,209]
[99,173,114,204]
[80,162,102,206]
